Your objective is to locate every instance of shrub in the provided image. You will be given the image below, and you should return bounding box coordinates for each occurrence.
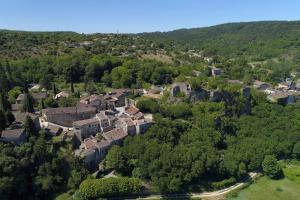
[77,177,143,199]
[262,155,283,179]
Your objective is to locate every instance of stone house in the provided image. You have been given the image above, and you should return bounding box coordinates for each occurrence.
[0,128,27,145]
[267,91,298,105]
[96,111,115,132]
[116,118,136,136]
[79,137,111,167]
[45,125,63,136]
[102,128,128,145]
[170,82,192,97]
[73,118,101,140]
[42,105,96,127]
[104,92,126,108]
[134,118,152,134]
[12,111,41,130]
[79,95,106,112]
[124,105,144,120]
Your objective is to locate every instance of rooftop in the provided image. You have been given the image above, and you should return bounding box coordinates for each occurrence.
[96,139,111,149]
[269,91,299,99]
[73,117,99,127]
[122,118,135,127]
[125,105,140,116]
[83,137,98,149]
[43,105,96,115]
[12,111,38,124]
[1,128,25,139]
[103,128,127,142]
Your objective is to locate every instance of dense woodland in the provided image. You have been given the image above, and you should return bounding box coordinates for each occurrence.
[141,21,300,61]
[1,21,300,199]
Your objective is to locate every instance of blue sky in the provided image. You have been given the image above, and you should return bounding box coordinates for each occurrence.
[1,0,300,33]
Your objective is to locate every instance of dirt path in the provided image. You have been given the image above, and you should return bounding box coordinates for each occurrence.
[129,172,258,200]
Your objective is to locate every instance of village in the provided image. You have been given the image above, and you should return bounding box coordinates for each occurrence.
[1,88,153,169]
[1,66,300,171]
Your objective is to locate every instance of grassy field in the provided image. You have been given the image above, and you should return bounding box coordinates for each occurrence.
[227,160,300,200]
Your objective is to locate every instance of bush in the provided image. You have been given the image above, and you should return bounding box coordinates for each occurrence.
[262,155,283,179]
[77,177,143,199]
[136,98,159,113]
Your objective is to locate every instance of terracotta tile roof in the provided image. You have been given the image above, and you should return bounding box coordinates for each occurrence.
[103,128,127,142]
[83,137,98,149]
[125,105,140,116]
[73,118,99,127]
[123,118,135,127]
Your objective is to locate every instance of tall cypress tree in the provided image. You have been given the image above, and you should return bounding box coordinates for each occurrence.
[22,83,35,113]
[24,115,37,137]
[0,92,11,111]
[5,110,15,126]
[53,83,57,95]
[0,109,7,131]
[71,81,75,93]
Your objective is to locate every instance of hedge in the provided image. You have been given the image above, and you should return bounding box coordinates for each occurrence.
[77,177,142,199]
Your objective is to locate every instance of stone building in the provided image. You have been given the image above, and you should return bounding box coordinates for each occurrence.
[104,91,127,108]
[124,105,144,120]
[42,105,96,127]
[78,137,111,168]
[134,118,152,134]
[73,118,101,140]
[0,128,27,145]
[102,128,128,145]
[170,82,192,97]
[79,95,106,112]
[116,118,136,135]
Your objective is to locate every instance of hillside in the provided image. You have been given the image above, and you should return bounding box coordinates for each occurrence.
[141,21,300,60]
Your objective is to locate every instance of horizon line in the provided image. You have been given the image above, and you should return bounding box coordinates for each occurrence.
[1,19,299,35]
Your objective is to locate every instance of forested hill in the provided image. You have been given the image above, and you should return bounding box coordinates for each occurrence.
[140,21,300,59]
[4,21,300,61]
[0,30,86,58]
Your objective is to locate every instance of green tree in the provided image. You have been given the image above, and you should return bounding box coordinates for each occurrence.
[22,93,35,113]
[5,111,15,126]
[105,146,127,173]
[23,115,37,137]
[0,110,7,131]
[262,155,282,179]
[292,142,300,159]
[53,83,57,95]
